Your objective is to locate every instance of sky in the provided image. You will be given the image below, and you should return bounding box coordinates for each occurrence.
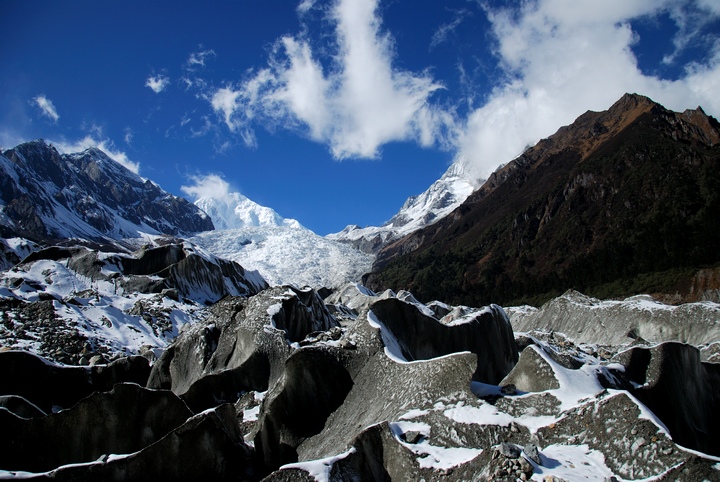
[1,0,719,235]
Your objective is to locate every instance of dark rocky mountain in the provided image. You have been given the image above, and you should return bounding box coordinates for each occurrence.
[366,93,720,306]
[0,140,213,244]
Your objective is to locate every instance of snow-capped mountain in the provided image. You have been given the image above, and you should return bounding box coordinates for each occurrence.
[190,190,372,289]
[188,160,476,288]
[0,140,213,244]
[327,158,479,253]
[194,192,301,230]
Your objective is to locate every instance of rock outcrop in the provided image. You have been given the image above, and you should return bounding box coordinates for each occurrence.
[0,382,192,473]
[2,285,720,480]
[148,286,337,412]
[0,350,150,412]
[611,341,720,456]
[509,290,720,346]
[369,297,518,383]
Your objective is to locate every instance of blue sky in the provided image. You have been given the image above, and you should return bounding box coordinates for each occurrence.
[2,0,719,235]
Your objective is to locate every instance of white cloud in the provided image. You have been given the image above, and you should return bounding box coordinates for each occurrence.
[52,136,140,174]
[123,127,133,145]
[430,9,469,51]
[31,95,60,123]
[456,0,720,182]
[186,49,216,69]
[145,75,170,93]
[208,0,448,159]
[297,0,316,15]
[181,173,231,201]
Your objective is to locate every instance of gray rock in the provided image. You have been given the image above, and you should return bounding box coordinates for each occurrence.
[500,345,560,393]
[0,350,150,413]
[495,442,521,459]
[0,383,192,473]
[612,341,720,456]
[28,404,255,482]
[368,297,518,384]
[537,391,685,480]
[255,347,354,473]
[0,395,46,418]
[509,290,720,346]
[148,286,338,413]
[523,442,542,465]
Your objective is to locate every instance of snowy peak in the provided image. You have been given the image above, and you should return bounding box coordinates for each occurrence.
[328,158,479,253]
[194,192,300,231]
[0,140,213,243]
[386,157,476,231]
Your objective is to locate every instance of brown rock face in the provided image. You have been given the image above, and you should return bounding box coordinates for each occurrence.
[367,93,720,306]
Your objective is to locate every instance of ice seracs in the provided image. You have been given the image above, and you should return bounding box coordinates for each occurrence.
[190,191,372,289]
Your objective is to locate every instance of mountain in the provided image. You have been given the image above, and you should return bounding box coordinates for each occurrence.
[327,158,478,253]
[0,140,213,244]
[194,192,301,230]
[366,93,720,306]
[190,191,372,288]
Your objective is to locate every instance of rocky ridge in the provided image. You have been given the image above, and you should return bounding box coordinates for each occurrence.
[328,158,478,254]
[2,282,718,481]
[0,140,213,244]
[367,94,720,307]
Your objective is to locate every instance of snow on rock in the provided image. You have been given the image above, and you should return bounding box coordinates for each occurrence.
[508,289,720,346]
[0,140,213,243]
[0,239,267,364]
[194,192,301,231]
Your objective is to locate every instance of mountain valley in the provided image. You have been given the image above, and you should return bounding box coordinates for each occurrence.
[1,94,719,481]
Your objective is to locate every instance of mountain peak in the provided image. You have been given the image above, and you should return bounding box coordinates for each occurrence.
[194,192,300,231]
[367,94,720,306]
[0,141,213,242]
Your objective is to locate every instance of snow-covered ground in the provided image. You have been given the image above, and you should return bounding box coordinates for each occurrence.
[0,256,203,359]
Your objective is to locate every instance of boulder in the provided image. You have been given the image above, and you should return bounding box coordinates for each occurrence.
[612,341,720,455]
[0,383,192,473]
[18,404,256,482]
[148,286,338,413]
[0,350,150,413]
[500,345,560,393]
[369,297,518,383]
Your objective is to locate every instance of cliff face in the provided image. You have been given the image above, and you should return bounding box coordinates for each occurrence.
[367,94,720,306]
[0,140,213,243]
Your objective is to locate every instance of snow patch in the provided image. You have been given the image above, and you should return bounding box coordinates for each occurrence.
[279,448,356,482]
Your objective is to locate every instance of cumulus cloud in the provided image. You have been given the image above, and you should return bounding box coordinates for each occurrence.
[181,173,231,201]
[31,95,60,123]
[208,0,448,159]
[52,136,140,174]
[456,0,720,182]
[145,75,170,93]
